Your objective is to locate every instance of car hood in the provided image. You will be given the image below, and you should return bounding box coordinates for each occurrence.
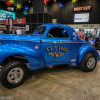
[0,34,42,41]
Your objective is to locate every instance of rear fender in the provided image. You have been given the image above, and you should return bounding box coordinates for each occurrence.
[78,45,99,63]
[0,44,46,70]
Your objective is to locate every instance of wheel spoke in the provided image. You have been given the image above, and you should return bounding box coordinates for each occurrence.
[10,74,15,79]
[15,78,19,83]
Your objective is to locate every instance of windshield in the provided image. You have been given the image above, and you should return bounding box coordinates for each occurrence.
[33,27,46,35]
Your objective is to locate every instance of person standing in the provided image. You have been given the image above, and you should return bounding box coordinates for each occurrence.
[0,29,3,34]
[16,27,22,35]
[10,28,15,34]
[88,37,96,47]
[90,32,93,37]
[3,26,9,34]
[77,29,85,40]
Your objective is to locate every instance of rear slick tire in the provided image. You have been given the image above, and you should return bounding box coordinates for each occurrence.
[80,53,97,72]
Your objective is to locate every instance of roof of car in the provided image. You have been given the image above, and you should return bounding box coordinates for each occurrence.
[39,23,80,40]
[39,23,72,29]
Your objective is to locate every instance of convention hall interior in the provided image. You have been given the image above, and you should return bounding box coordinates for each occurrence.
[0,0,100,100]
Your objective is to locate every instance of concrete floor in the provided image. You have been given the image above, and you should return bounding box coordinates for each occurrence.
[0,51,100,100]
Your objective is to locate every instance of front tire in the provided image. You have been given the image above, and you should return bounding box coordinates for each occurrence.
[80,53,97,72]
[0,61,27,89]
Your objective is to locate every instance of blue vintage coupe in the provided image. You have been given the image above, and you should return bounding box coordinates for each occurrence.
[0,23,99,88]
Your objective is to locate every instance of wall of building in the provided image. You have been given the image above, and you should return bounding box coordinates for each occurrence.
[29,6,48,14]
[46,0,100,24]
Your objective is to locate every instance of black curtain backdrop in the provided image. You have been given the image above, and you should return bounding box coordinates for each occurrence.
[33,0,44,13]
[46,0,100,24]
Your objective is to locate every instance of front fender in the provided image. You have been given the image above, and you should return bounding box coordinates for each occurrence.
[78,44,99,63]
[0,44,46,70]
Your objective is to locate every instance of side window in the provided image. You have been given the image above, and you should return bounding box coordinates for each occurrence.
[48,28,69,38]
[33,27,46,35]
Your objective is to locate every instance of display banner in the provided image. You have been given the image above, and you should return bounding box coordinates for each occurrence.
[0,9,15,20]
[13,18,26,24]
[0,18,26,25]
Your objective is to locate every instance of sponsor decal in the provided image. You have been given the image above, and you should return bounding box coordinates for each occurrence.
[46,46,68,58]
[35,45,39,49]
[17,19,22,23]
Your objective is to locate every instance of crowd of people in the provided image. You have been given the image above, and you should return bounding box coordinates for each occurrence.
[0,27,22,35]
[77,29,96,47]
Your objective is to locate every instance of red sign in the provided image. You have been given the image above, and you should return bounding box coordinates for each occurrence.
[13,18,26,24]
[74,6,92,12]
[0,18,26,25]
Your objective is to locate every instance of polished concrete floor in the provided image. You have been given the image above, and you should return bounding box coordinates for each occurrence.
[0,51,100,100]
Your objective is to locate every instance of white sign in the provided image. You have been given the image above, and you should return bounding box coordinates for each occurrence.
[26,25,29,31]
[74,13,89,22]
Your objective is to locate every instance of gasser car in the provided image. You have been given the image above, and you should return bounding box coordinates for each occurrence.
[0,23,99,89]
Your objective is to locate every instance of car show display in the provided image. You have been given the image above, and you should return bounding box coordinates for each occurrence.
[0,23,99,89]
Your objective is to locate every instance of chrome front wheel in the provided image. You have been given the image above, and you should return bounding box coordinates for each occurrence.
[87,57,95,69]
[7,67,24,83]
[0,61,27,89]
[80,53,97,72]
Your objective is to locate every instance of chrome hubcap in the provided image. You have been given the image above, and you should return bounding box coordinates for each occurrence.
[7,67,24,83]
[87,57,95,69]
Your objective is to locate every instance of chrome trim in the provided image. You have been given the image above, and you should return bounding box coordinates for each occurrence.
[0,39,40,42]
[70,42,86,43]
[0,39,86,43]
[71,59,77,62]
[42,41,86,43]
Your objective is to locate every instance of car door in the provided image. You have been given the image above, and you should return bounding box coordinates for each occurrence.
[41,27,72,65]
